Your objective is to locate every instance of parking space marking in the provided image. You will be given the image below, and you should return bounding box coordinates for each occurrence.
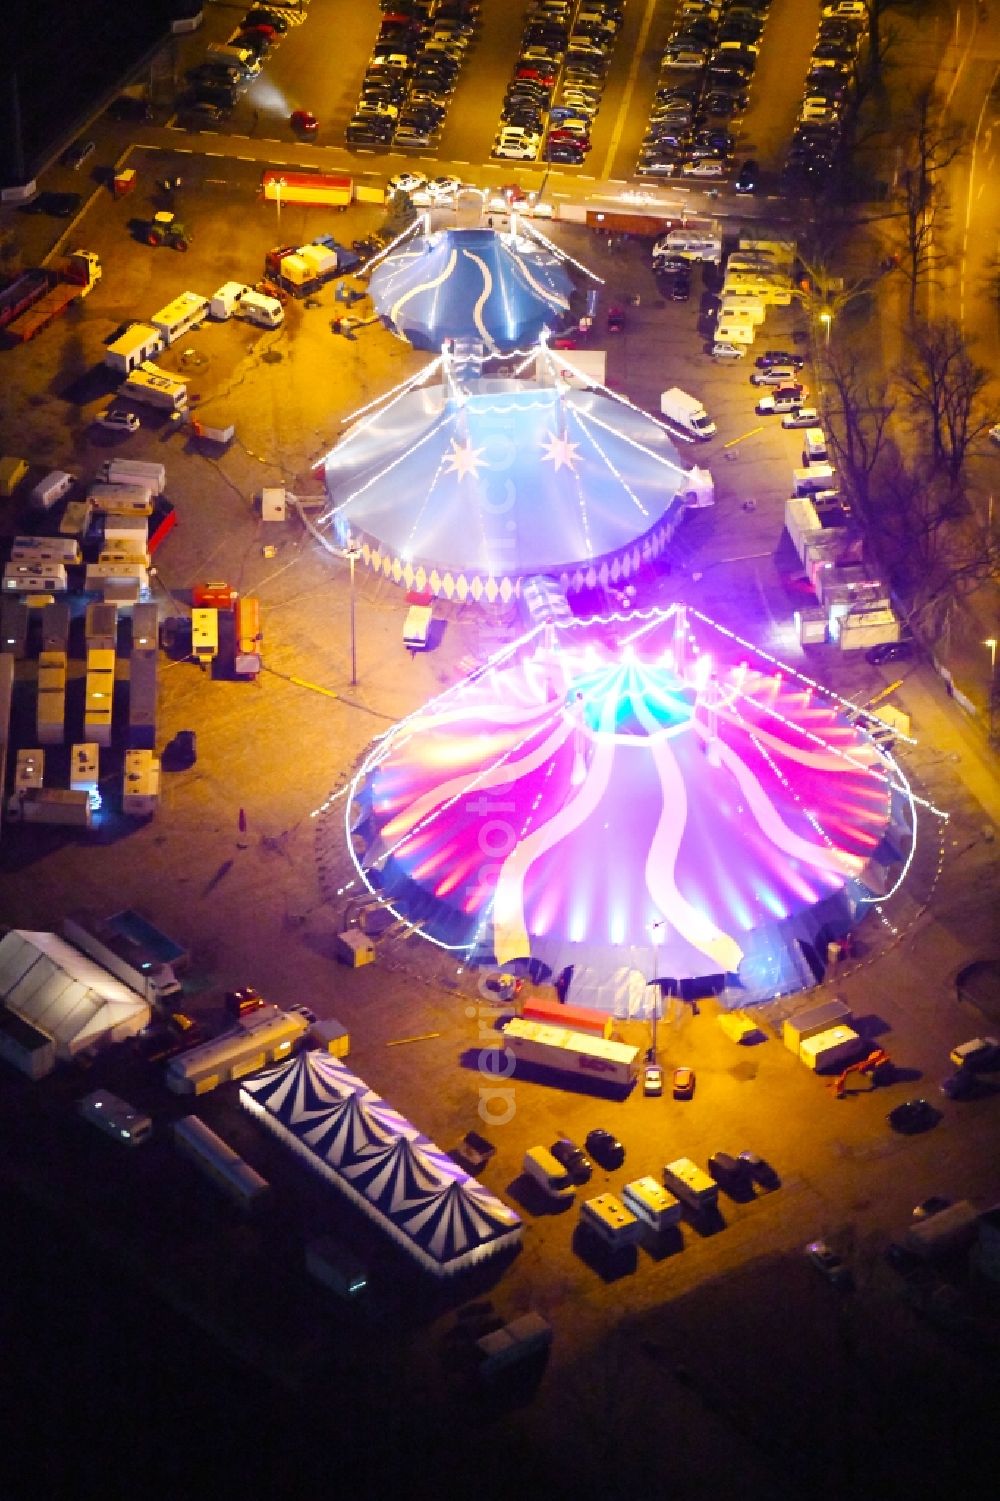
[723,427,765,449]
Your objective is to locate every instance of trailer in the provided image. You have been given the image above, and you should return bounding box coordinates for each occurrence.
[233,595,262,677]
[150,291,209,346]
[799,1024,863,1071]
[165,1005,308,1095]
[0,270,50,329]
[173,1115,270,1211]
[475,1312,552,1382]
[782,997,852,1053]
[104,322,165,375]
[500,1016,639,1090]
[99,459,166,496]
[902,1200,979,1262]
[191,607,218,665]
[78,1088,153,1147]
[4,252,101,342]
[261,169,352,207]
[521,997,613,1039]
[118,362,189,412]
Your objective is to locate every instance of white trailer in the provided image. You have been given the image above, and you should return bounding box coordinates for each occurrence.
[78,1088,153,1146]
[119,363,188,412]
[209,281,250,320]
[88,482,154,515]
[104,323,165,375]
[150,291,209,345]
[99,459,166,495]
[500,1017,639,1089]
[3,562,68,593]
[12,536,82,565]
[799,1025,863,1071]
[662,1157,719,1212]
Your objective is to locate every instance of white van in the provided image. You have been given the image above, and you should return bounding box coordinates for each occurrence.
[803,427,829,463]
[579,1193,641,1249]
[403,603,432,650]
[239,290,284,329]
[621,1176,683,1231]
[793,464,837,496]
[31,470,75,510]
[654,230,722,264]
[523,1146,574,1202]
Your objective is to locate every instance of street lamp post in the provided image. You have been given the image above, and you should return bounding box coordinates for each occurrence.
[986,638,997,744]
[650,919,666,1059]
[347,545,361,686]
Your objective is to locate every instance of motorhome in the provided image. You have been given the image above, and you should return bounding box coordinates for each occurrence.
[149,292,209,346]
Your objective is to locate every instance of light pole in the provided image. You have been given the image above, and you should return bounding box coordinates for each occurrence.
[986,638,997,744]
[347,544,361,686]
[650,919,666,1059]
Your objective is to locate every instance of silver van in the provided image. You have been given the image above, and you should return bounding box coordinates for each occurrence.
[750,365,798,387]
[803,427,829,463]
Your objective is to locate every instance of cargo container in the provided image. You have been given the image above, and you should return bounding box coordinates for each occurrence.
[261,169,352,208]
[104,322,165,374]
[173,1115,270,1211]
[69,742,99,795]
[500,1017,639,1090]
[662,1157,719,1212]
[62,911,182,1003]
[36,688,66,745]
[41,601,71,653]
[130,602,159,653]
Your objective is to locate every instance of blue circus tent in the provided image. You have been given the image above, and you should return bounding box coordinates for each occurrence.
[322,372,712,601]
[240,1051,522,1277]
[369,227,573,352]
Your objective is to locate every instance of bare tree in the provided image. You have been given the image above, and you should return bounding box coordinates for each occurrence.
[891,86,965,319]
[820,347,894,522]
[896,319,996,486]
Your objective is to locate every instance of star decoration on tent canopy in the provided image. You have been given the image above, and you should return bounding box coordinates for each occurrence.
[539,430,582,473]
[441,437,487,481]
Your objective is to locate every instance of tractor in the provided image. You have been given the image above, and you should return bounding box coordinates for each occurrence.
[145,211,190,251]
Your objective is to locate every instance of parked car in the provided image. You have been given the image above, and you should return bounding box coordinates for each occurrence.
[781,406,821,428]
[550,1138,593,1182]
[244,8,289,31]
[673,1066,696,1099]
[738,1151,780,1189]
[388,170,428,195]
[61,139,96,171]
[887,1098,939,1134]
[865,640,914,665]
[712,342,747,360]
[735,158,758,193]
[805,1239,852,1287]
[948,1036,999,1070]
[94,408,141,434]
[22,191,82,218]
[912,1195,953,1222]
[585,1128,625,1169]
[290,109,319,133]
[755,349,805,369]
[643,1064,663,1096]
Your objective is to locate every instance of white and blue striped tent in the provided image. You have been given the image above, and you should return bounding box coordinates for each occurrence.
[240,1051,522,1277]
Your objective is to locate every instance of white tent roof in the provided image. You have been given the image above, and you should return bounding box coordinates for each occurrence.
[0,930,150,1060]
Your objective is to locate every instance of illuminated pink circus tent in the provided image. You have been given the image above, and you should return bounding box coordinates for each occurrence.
[319,347,714,601]
[345,606,915,1007]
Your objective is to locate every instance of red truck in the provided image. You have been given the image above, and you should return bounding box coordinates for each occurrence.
[4,251,102,343]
